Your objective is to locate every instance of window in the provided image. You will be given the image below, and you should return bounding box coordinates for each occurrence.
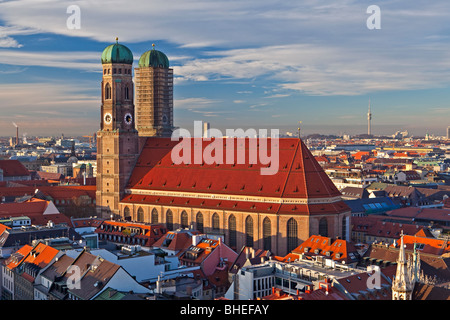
[245,215,254,247]
[263,217,271,251]
[137,207,145,222]
[151,208,158,224]
[319,218,328,237]
[212,213,220,231]
[123,206,131,220]
[287,218,298,253]
[166,210,173,231]
[196,212,204,233]
[229,215,237,248]
[124,86,130,100]
[181,211,189,229]
[105,83,111,100]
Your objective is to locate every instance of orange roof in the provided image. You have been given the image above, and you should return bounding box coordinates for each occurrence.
[6,245,33,269]
[23,242,59,269]
[395,235,450,255]
[0,223,11,235]
[291,235,359,263]
[352,152,370,160]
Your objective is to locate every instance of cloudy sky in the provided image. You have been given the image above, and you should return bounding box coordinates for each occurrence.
[0,0,450,137]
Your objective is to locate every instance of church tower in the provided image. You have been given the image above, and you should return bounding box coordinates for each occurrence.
[96,39,140,219]
[134,44,174,137]
[392,232,415,300]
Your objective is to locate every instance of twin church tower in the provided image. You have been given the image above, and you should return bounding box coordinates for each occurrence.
[96,39,173,217]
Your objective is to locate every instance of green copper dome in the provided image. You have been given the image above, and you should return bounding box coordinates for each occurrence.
[101,38,133,65]
[138,45,169,68]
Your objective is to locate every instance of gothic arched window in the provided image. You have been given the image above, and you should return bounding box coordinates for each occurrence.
[196,212,204,233]
[151,208,158,224]
[245,215,254,247]
[212,213,220,232]
[228,215,237,248]
[166,209,173,231]
[137,207,144,222]
[181,210,189,229]
[263,217,272,251]
[124,86,130,100]
[319,218,328,237]
[123,206,131,221]
[287,218,298,253]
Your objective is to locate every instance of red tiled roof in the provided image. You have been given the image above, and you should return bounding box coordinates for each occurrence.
[0,185,96,200]
[0,198,71,226]
[127,137,343,201]
[152,230,198,254]
[290,235,359,263]
[0,160,30,177]
[336,266,395,300]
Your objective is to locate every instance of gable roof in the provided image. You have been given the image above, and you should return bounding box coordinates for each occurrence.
[124,137,349,216]
[0,160,30,177]
[0,198,71,226]
[152,229,198,254]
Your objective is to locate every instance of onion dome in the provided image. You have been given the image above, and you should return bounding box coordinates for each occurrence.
[138,44,169,68]
[101,38,133,65]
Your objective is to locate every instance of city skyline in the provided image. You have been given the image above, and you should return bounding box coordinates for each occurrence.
[1,1,450,137]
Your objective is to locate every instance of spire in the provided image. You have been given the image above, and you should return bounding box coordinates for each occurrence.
[392,231,415,300]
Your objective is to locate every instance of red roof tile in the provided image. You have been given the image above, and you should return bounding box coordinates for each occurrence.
[127,138,344,204]
[0,160,30,177]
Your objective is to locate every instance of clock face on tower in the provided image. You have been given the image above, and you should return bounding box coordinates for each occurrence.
[104,112,112,125]
[124,112,133,125]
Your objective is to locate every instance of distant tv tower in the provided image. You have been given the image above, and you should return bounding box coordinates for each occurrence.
[367,99,372,136]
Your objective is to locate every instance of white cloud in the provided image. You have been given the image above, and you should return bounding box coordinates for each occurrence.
[1,0,450,98]
[0,49,99,70]
[174,97,220,109]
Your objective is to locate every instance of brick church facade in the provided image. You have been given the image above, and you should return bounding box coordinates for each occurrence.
[96,40,351,256]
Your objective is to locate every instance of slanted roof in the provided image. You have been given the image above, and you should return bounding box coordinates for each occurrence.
[5,244,33,269]
[0,198,71,226]
[0,160,30,177]
[152,229,197,254]
[291,235,360,264]
[124,137,349,216]
[413,282,450,300]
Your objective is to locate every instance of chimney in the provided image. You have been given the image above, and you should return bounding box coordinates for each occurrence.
[16,126,18,145]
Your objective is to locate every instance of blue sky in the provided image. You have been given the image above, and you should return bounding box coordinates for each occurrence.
[0,0,450,137]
